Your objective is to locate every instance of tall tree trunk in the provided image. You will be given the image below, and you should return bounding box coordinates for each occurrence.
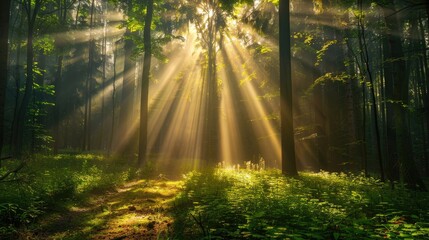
[83,0,95,151]
[74,0,81,28]
[54,0,67,154]
[205,30,219,167]
[11,0,42,157]
[138,0,153,166]
[0,0,12,160]
[119,0,136,155]
[54,54,63,153]
[418,17,429,176]
[279,0,298,176]
[199,4,219,168]
[357,1,385,180]
[382,1,426,190]
[109,41,118,156]
[100,4,107,150]
[10,11,25,154]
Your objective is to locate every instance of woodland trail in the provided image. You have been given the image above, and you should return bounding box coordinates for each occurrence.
[31,178,183,240]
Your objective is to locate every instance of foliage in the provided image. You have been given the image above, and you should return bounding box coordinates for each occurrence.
[173,169,429,239]
[306,72,351,95]
[0,154,138,238]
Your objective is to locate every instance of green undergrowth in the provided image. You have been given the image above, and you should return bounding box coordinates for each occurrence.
[172,169,429,239]
[0,154,139,238]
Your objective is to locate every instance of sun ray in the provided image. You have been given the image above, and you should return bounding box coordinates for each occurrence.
[218,31,282,167]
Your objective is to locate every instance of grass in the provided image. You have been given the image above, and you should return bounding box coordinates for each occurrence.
[0,154,140,238]
[172,168,429,239]
[1,155,429,239]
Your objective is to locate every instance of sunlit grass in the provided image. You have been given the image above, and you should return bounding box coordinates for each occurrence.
[173,169,429,239]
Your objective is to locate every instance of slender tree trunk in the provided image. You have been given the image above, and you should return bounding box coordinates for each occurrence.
[120,0,136,155]
[83,0,95,151]
[100,5,107,150]
[74,0,80,28]
[357,2,385,180]
[54,54,63,153]
[205,31,219,167]
[382,1,426,190]
[12,0,42,157]
[138,0,153,166]
[199,5,219,167]
[54,0,67,153]
[109,41,118,156]
[279,0,297,176]
[10,11,24,154]
[0,0,12,160]
[418,17,429,176]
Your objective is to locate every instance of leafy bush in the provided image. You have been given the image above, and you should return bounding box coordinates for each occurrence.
[0,154,137,238]
[172,169,429,239]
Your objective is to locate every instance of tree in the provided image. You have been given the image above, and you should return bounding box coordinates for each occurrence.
[0,0,12,159]
[118,0,137,155]
[279,0,297,176]
[11,0,44,157]
[83,0,96,151]
[137,0,154,166]
[184,0,252,167]
[54,0,72,153]
[382,0,426,190]
[356,0,384,180]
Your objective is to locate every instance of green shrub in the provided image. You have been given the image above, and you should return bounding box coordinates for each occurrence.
[173,169,429,239]
[0,154,139,238]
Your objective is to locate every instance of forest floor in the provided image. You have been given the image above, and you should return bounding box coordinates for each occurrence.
[29,178,183,240]
[2,155,429,239]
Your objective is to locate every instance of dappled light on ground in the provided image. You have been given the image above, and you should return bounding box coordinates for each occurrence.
[35,179,182,240]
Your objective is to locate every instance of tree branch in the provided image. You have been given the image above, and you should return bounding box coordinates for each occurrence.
[0,160,26,181]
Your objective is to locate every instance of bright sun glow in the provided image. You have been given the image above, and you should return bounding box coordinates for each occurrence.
[65,7,288,171]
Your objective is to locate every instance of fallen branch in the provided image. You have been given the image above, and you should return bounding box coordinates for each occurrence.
[0,160,27,181]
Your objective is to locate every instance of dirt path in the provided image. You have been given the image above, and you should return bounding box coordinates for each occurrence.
[32,178,183,240]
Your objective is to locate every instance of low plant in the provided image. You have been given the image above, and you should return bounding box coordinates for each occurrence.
[0,154,138,238]
[172,169,429,239]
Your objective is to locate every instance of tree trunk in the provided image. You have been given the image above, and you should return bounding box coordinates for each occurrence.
[119,0,136,155]
[382,1,426,190]
[109,41,118,156]
[204,32,219,167]
[54,54,63,153]
[12,0,42,157]
[83,0,95,151]
[357,3,385,180]
[54,0,68,153]
[418,17,429,177]
[0,0,11,159]
[10,11,25,155]
[279,0,298,176]
[138,0,153,166]
[74,0,80,28]
[100,5,107,150]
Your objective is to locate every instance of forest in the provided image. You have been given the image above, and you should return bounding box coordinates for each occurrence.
[1,0,429,239]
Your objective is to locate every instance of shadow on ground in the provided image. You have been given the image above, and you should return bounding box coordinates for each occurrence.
[31,178,183,240]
